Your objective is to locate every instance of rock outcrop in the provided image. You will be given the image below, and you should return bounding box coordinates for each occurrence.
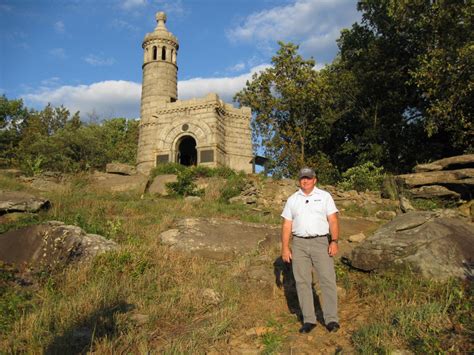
[0,190,50,214]
[146,174,177,195]
[105,163,137,176]
[91,171,148,193]
[158,218,280,260]
[0,221,118,272]
[396,154,474,201]
[343,211,474,280]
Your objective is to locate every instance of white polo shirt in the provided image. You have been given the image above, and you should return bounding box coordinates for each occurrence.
[281,187,338,237]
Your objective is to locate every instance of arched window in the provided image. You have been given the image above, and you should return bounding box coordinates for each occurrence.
[161,46,166,60]
[152,46,157,60]
[171,49,174,63]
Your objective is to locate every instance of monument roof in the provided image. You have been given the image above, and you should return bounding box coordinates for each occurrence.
[143,12,178,45]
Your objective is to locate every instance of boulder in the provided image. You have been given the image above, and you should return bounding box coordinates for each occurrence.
[414,154,474,172]
[158,218,280,261]
[396,169,474,187]
[0,190,50,214]
[105,163,136,176]
[0,221,118,272]
[343,211,474,280]
[146,174,178,195]
[408,185,461,200]
[91,172,148,193]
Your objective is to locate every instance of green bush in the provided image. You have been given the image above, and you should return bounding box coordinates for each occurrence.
[150,163,186,178]
[338,162,385,192]
[163,165,243,198]
[219,173,247,202]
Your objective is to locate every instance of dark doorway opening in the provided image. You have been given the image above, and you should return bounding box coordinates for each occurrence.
[177,136,197,166]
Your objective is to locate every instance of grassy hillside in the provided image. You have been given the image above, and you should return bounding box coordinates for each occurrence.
[0,173,472,353]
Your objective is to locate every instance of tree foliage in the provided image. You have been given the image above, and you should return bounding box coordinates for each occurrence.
[235,1,472,178]
[234,42,336,178]
[0,95,138,174]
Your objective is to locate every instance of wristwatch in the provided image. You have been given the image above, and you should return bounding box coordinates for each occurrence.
[330,239,338,244]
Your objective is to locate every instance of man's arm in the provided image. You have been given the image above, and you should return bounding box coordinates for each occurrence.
[281,218,293,263]
[327,212,339,257]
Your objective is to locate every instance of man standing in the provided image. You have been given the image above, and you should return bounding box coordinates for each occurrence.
[281,167,340,334]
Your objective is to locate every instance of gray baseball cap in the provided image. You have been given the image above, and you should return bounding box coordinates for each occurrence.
[298,167,315,179]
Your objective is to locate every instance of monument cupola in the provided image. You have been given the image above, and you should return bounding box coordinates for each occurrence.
[141,12,179,114]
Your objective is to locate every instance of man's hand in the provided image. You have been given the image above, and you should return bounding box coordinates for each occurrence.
[282,247,292,263]
[328,241,338,257]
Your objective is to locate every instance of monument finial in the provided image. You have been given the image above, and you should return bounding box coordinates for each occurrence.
[155,12,167,29]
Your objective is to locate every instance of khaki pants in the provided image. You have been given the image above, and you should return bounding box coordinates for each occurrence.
[292,237,338,324]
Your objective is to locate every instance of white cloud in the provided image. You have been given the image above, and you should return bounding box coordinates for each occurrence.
[22,65,270,119]
[54,20,65,34]
[227,62,246,73]
[83,54,116,66]
[227,0,360,63]
[111,19,139,32]
[23,81,142,119]
[49,48,66,59]
[120,0,147,10]
[178,64,270,103]
[40,77,61,87]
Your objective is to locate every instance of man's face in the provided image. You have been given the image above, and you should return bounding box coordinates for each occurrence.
[299,176,316,192]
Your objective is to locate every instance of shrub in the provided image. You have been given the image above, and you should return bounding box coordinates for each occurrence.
[338,162,385,192]
[219,173,247,202]
[150,163,186,178]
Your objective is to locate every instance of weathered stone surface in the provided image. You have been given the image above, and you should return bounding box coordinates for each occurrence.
[105,163,136,175]
[91,172,148,193]
[396,169,474,187]
[0,221,118,272]
[184,195,202,203]
[344,211,474,280]
[0,190,50,214]
[408,185,461,199]
[146,174,177,195]
[414,154,474,172]
[158,218,280,260]
[375,210,397,220]
[348,233,367,243]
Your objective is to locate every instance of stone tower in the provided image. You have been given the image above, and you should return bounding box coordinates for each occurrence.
[137,12,253,175]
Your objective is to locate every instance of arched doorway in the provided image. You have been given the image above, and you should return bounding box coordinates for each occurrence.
[177,136,197,166]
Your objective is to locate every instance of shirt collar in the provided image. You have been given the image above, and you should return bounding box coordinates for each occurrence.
[297,187,320,197]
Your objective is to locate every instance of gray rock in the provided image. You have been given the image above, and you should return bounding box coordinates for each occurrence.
[414,154,474,172]
[0,221,118,272]
[0,190,50,214]
[158,218,279,261]
[92,172,148,193]
[105,163,136,175]
[184,195,202,203]
[397,169,474,187]
[344,211,474,280]
[399,196,414,213]
[408,185,461,199]
[146,174,177,195]
[375,210,397,220]
[348,232,367,243]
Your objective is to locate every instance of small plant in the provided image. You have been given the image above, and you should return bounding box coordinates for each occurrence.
[338,162,385,192]
[150,162,186,178]
[23,155,44,176]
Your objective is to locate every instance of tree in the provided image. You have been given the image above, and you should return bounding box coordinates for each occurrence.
[0,96,30,166]
[234,42,333,178]
[331,0,473,173]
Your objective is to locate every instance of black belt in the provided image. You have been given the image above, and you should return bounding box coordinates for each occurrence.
[293,233,330,239]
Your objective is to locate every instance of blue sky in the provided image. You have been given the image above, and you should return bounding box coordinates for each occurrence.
[1,0,360,119]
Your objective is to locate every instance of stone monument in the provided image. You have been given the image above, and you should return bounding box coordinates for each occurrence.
[136,12,254,174]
